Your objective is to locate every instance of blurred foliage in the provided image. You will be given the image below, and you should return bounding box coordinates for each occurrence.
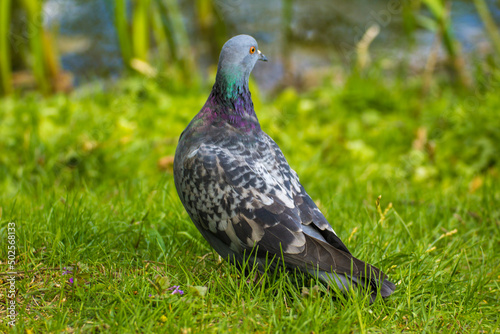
[113,0,226,85]
[1,66,499,199]
[1,0,500,96]
[114,0,196,79]
[1,0,64,95]
[416,0,471,87]
[0,1,499,207]
[1,0,229,95]
[474,0,500,56]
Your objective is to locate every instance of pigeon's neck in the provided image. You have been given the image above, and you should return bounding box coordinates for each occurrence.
[210,74,253,113]
[199,69,261,132]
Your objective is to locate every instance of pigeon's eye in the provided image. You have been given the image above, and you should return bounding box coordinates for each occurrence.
[249,46,256,54]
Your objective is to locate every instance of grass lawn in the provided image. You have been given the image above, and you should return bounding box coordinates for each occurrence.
[0,72,499,333]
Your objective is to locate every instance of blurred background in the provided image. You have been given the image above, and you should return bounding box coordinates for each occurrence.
[2,0,500,92]
[0,0,499,200]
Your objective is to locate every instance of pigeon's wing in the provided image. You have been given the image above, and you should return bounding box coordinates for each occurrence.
[177,140,305,256]
[262,134,351,254]
[259,135,391,286]
[176,138,388,284]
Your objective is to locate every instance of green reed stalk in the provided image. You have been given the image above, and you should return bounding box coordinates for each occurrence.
[473,0,500,57]
[0,0,12,95]
[115,0,133,69]
[132,0,150,61]
[150,0,169,62]
[162,0,197,84]
[421,0,470,88]
[21,0,49,94]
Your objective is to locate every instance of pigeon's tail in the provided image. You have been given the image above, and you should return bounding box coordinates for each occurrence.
[312,267,396,302]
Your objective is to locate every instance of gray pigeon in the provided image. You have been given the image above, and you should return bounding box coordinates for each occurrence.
[174,35,395,300]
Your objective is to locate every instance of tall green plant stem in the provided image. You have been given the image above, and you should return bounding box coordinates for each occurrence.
[132,0,150,61]
[0,0,12,95]
[473,0,500,57]
[115,0,133,69]
[21,0,50,94]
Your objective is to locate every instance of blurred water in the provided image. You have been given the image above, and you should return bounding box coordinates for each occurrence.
[44,0,122,85]
[43,0,500,87]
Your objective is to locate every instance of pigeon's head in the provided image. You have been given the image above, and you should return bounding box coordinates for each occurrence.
[216,35,267,86]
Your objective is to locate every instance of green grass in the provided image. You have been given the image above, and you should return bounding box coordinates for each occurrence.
[0,70,499,333]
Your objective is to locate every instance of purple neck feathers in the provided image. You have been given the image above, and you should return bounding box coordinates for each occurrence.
[198,75,261,133]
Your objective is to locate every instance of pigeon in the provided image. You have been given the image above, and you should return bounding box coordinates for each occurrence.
[174,35,395,300]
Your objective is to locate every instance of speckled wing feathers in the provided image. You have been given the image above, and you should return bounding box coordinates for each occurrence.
[265,136,352,254]
[178,138,304,254]
[175,133,376,279]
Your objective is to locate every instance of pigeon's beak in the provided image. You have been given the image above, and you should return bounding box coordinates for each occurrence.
[258,49,268,62]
